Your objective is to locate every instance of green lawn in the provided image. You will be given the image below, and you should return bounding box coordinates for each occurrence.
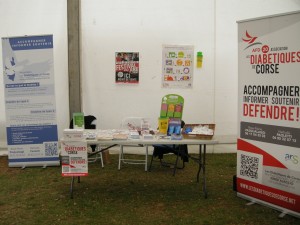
[0,153,298,225]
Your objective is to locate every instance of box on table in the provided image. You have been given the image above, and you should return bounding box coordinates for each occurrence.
[182,124,215,140]
[63,129,84,141]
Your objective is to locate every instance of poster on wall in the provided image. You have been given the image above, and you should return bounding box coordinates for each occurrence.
[2,35,59,167]
[162,45,194,88]
[115,52,139,83]
[237,11,300,217]
[61,141,88,177]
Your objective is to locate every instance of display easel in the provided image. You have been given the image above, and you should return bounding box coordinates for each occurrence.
[159,94,184,136]
[160,94,184,119]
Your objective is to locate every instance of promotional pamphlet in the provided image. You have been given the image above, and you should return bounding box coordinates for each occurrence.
[115,52,139,83]
[61,141,88,177]
[73,112,84,129]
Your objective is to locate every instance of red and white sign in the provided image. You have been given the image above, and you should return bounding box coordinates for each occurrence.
[61,141,88,177]
[237,11,300,218]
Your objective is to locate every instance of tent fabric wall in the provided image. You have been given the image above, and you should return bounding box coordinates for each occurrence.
[0,0,69,147]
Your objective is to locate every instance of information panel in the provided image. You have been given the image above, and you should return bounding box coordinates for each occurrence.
[61,141,88,177]
[237,11,300,217]
[162,45,194,89]
[2,35,59,167]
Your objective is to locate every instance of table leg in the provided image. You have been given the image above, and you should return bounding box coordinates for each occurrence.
[196,144,207,198]
[203,144,207,198]
[196,144,202,183]
[145,145,148,172]
[118,145,123,170]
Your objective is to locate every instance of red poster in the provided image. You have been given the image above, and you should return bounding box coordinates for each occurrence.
[115,52,139,83]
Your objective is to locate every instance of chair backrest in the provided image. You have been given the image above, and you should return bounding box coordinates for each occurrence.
[69,115,97,129]
[121,117,151,131]
[181,120,185,128]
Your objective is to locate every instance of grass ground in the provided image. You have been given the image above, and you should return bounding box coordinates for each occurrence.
[0,153,299,225]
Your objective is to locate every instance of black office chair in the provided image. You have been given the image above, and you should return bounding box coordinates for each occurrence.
[149,121,189,176]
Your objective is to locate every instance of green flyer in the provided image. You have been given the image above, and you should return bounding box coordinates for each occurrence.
[73,112,84,129]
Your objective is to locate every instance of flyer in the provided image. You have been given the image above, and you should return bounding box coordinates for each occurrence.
[115,52,139,83]
[73,112,85,129]
[61,141,88,177]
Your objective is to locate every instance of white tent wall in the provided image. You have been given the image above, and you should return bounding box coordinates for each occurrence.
[80,0,300,152]
[81,0,215,131]
[0,0,69,151]
[0,0,299,153]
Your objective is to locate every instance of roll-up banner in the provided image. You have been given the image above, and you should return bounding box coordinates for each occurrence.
[237,11,300,218]
[2,35,59,167]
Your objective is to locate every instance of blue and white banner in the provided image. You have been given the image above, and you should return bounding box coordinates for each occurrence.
[2,35,59,167]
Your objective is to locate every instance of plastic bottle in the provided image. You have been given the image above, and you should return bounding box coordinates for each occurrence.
[197,52,203,68]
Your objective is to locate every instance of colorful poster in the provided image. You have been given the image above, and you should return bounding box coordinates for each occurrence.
[2,35,59,167]
[115,52,139,83]
[237,12,300,217]
[61,141,88,177]
[162,45,194,88]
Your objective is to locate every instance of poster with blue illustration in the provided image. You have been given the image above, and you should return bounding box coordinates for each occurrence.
[2,35,59,167]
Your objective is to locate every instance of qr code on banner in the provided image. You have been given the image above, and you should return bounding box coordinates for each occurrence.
[44,142,58,156]
[240,154,259,179]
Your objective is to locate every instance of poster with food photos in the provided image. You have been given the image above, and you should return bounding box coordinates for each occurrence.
[115,52,139,83]
[162,45,194,88]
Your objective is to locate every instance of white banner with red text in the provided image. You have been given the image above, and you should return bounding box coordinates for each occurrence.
[237,11,300,217]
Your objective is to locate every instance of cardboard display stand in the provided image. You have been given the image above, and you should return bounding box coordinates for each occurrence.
[160,94,184,119]
[159,94,184,135]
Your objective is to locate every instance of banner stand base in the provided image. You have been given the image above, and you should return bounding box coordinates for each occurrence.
[9,161,60,168]
[278,212,287,219]
[237,192,300,219]
[245,200,256,206]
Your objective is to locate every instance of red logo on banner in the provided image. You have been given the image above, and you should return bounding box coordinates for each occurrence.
[261,45,269,53]
[242,30,262,50]
[242,31,258,44]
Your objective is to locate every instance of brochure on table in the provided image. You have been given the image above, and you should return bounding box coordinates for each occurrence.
[73,112,85,129]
